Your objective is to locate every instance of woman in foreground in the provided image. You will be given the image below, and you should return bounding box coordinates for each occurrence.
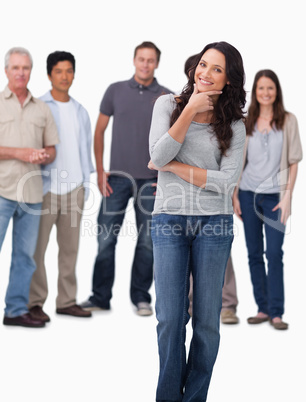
[148,41,246,401]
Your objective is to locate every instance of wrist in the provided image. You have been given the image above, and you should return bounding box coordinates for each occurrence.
[14,148,22,160]
[166,161,175,172]
[184,104,197,120]
[96,166,104,174]
[284,188,293,197]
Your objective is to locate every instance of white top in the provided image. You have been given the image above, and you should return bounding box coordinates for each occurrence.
[239,126,283,194]
[50,100,83,195]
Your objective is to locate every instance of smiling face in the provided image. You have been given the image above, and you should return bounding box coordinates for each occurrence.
[194,48,228,93]
[48,60,74,94]
[255,76,277,107]
[133,47,159,86]
[5,53,32,93]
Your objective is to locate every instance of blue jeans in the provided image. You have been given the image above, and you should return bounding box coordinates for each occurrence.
[0,196,42,317]
[239,190,285,318]
[151,214,233,402]
[90,175,156,308]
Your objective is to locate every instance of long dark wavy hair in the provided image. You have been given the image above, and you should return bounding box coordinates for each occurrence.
[245,69,287,135]
[171,41,246,155]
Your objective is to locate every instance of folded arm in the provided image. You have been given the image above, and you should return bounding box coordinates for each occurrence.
[149,120,246,194]
[149,87,221,168]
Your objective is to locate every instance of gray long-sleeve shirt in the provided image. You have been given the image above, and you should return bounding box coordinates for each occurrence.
[149,94,246,215]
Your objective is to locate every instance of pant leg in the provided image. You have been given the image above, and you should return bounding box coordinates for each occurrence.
[90,176,132,308]
[221,255,238,312]
[29,192,58,308]
[130,179,156,305]
[183,215,233,402]
[56,187,85,309]
[0,196,15,251]
[260,193,285,318]
[0,197,17,316]
[239,190,268,314]
[152,214,191,402]
[188,273,193,315]
[5,201,42,317]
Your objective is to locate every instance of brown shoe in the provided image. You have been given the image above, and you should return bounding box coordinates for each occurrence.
[269,319,289,330]
[29,306,50,323]
[247,316,269,324]
[3,313,45,328]
[56,304,92,318]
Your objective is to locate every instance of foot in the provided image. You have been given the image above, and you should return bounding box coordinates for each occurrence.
[136,302,153,317]
[3,313,45,328]
[221,309,239,324]
[79,299,108,312]
[56,304,92,318]
[29,305,50,323]
[247,312,269,324]
[270,317,288,330]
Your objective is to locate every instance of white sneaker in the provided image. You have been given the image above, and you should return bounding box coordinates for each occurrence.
[79,300,107,311]
[136,302,153,316]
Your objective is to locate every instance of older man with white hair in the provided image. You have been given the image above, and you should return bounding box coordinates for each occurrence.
[0,47,59,328]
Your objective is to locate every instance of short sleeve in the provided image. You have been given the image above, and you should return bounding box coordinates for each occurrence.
[42,102,59,147]
[100,84,115,116]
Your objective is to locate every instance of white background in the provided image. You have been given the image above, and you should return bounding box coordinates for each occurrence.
[0,1,305,401]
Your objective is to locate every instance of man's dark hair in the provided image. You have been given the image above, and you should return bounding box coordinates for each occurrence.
[184,54,200,78]
[134,41,161,63]
[47,51,75,75]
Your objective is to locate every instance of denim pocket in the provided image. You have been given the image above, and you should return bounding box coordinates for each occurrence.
[202,214,234,236]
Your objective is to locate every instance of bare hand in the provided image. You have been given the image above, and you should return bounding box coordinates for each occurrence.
[148,160,171,172]
[232,193,242,221]
[17,148,50,164]
[98,170,113,197]
[188,84,222,114]
[151,182,157,196]
[148,160,157,171]
[272,190,291,225]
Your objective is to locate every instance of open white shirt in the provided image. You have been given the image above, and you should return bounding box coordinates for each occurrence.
[50,100,83,195]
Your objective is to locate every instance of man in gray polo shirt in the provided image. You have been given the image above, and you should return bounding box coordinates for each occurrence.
[81,41,172,316]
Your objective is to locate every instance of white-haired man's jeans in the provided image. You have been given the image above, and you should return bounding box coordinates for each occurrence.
[0,196,41,318]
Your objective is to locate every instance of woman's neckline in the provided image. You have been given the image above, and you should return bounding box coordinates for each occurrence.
[191,120,210,126]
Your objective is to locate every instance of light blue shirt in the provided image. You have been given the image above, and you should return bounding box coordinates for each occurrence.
[40,91,95,200]
[239,126,283,194]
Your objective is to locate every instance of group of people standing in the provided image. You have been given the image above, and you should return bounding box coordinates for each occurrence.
[0,40,302,401]
[0,42,170,327]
